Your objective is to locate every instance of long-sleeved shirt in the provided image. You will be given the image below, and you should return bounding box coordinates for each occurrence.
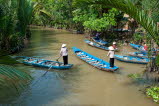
[107,50,114,58]
[60,47,68,56]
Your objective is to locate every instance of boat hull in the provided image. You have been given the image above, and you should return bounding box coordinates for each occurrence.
[114,55,149,64]
[129,43,143,50]
[91,37,108,45]
[85,40,119,52]
[20,57,73,69]
[72,47,119,72]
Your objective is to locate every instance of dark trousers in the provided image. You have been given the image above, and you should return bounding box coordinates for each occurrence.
[63,56,68,65]
[110,58,114,67]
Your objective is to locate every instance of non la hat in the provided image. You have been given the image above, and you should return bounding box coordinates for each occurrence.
[113,42,116,44]
[109,46,114,50]
[62,44,66,47]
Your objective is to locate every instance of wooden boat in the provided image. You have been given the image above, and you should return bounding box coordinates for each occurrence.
[128,51,148,58]
[114,54,150,64]
[129,43,143,50]
[17,56,73,69]
[85,40,119,51]
[129,43,159,52]
[91,37,108,45]
[85,40,109,50]
[128,51,156,59]
[72,47,119,72]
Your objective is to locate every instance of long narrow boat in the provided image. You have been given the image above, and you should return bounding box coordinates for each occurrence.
[129,43,143,50]
[128,51,148,58]
[129,43,159,52]
[72,47,119,72]
[17,56,73,69]
[91,37,108,45]
[114,54,150,64]
[85,40,119,51]
[128,51,156,59]
[85,40,109,50]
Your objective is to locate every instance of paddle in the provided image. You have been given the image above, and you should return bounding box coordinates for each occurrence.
[56,55,61,61]
[47,56,61,70]
[41,56,62,77]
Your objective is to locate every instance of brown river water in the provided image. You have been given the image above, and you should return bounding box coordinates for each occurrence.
[11,26,157,106]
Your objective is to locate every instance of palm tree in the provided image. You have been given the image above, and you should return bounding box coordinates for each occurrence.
[17,0,35,38]
[0,0,17,50]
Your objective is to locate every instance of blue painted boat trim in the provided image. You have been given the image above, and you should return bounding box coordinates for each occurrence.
[114,54,149,64]
[72,47,119,71]
[91,37,108,45]
[129,43,143,51]
[128,51,148,58]
[85,40,109,50]
[20,56,73,69]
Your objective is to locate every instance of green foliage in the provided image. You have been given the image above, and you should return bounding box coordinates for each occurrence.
[0,65,32,102]
[17,0,35,36]
[32,0,73,28]
[0,0,39,51]
[0,56,19,65]
[74,0,159,45]
[146,86,159,102]
[83,8,119,31]
[128,73,142,80]
[133,33,143,43]
[73,8,92,23]
[155,55,159,66]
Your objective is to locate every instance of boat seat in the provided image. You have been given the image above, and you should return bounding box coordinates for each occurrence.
[94,63,106,67]
[123,57,128,60]
[132,58,137,61]
[89,60,98,64]
[86,59,95,62]
[141,59,147,62]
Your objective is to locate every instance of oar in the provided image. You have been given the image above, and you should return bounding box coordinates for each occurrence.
[56,56,61,61]
[48,56,61,70]
[43,56,62,76]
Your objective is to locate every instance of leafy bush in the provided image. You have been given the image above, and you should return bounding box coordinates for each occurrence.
[132,33,143,44]
[146,86,159,102]
[83,8,119,31]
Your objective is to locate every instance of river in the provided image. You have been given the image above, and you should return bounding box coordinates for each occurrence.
[11,26,157,106]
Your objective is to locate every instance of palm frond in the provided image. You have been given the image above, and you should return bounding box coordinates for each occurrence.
[0,64,32,103]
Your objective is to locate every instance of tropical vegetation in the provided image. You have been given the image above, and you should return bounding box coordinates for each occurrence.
[1,0,159,103]
[146,86,159,103]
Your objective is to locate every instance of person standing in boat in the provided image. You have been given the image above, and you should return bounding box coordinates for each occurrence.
[60,44,68,65]
[112,42,117,50]
[107,46,115,68]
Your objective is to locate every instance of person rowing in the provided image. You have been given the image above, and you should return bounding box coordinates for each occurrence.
[60,44,68,65]
[107,46,115,68]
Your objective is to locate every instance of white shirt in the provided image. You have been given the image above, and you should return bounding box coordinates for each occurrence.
[60,47,68,56]
[107,50,114,58]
